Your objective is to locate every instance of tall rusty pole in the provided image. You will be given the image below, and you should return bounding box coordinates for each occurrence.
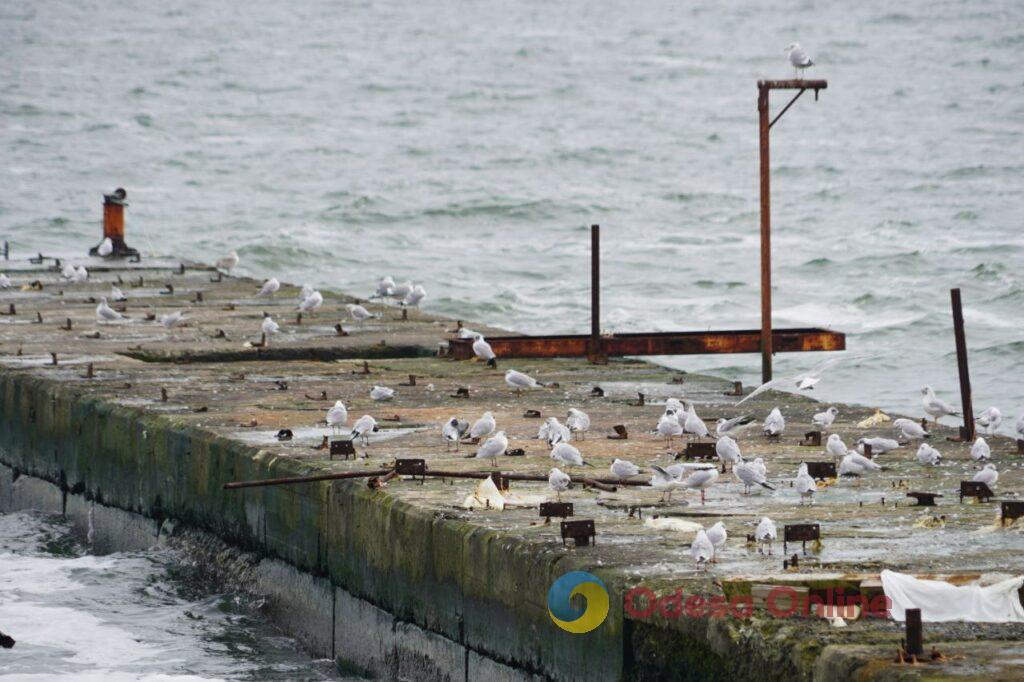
[588,224,606,363]
[756,79,827,384]
[950,288,975,441]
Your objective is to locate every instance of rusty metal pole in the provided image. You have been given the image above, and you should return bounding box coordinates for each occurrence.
[950,288,975,441]
[90,188,139,258]
[588,224,606,364]
[758,83,773,384]
[904,608,924,657]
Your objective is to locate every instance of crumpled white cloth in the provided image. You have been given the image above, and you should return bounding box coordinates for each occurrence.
[881,569,1024,623]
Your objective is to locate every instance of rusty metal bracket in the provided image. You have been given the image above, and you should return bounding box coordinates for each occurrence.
[906,491,942,507]
[805,462,837,480]
[800,431,822,447]
[783,523,820,554]
[540,502,573,520]
[1001,501,1024,526]
[330,439,356,461]
[959,481,994,503]
[560,519,595,547]
[680,442,716,461]
[395,458,426,483]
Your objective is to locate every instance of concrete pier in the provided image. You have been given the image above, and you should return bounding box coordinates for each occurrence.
[1,256,1022,680]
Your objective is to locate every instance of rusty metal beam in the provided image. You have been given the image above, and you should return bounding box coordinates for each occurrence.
[449,328,844,360]
[759,79,828,91]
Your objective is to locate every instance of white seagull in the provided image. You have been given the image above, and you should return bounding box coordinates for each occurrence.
[971,437,990,462]
[0,273,11,289]
[795,463,817,504]
[403,284,426,309]
[373,276,395,300]
[972,463,998,487]
[715,415,755,438]
[566,408,590,440]
[95,297,124,322]
[734,459,773,495]
[683,467,719,505]
[261,315,280,341]
[916,443,943,466]
[370,385,395,401]
[542,417,571,446]
[469,412,496,440]
[682,402,709,439]
[326,400,348,433]
[472,335,497,368]
[826,433,848,459]
[71,266,89,283]
[921,386,959,424]
[110,285,127,302]
[706,522,728,554]
[691,529,715,569]
[298,291,323,315]
[755,517,777,555]
[856,437,900,455]
[159,311,185,328]
[812,407,839,429]
[390,281,413,301]
[346,304,376,323]
[442,417,468,451]
[475,431,508,466]
[763,408,785,438]
[610,458,640,480]
[893,418,930,441]
[257,278,280,297]
[716,435,742,472]
[839,453,882,477]
[216,250,239,273]
[505,369,542,394]
[786,43,814,78]
[548,468,571,501]
[975,407,1002,435]
[648,465,684,503]
[350,415,378,445]
[97,237,114,257]
[550,441,590,469]
[657,410,684,446]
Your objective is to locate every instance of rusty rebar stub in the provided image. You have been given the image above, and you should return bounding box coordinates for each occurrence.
[724,381,744,397]
[590,386,605,398]
[400,374,416,386]
[506,448,526,457]
[522,409,541,419]
[395,458,426,483]
[160,284,173,295]
[1001,500,1024,526]
[783,523,820,555]
[275,429,293,442]
[632,392,645,407]
[313,436,329,450]
[561,519,595,547]
[1017,438,1024,455]
[329,439,356,461]
[607,424,628,440]
[906,491,942,507]
[334,323,348,337]
[452,387,470,399]
[805,462,837,481]
[960,481,994,503]
[783,553,799,570]
[540,502,573,519]
[800,430,822,447]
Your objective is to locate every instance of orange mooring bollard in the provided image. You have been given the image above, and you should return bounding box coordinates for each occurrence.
[90,188,139,258]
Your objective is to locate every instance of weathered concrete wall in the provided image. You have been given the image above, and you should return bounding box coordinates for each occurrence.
[0,371,620,680]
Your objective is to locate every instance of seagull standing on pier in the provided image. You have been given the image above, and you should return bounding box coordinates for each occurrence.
[257,278,280,297]
[763,408,785,437]
[110,285,127,302]
[347,304,377,323]
[610,458,640,480]
[548,468,571,501]
[856,437,900,455]
[756,517,777,555]
[812,407,838,430]
[469,411,496,440]
[216,250,239,273]
[566,408,590,440]
[370,385,395,401]
[795,463,817,504]
[505,369,543,394]
[71,266,89,283]
[403,284,426,310]
[0,273,10,289]
[298,290,323,315]
[373,276,395,300]
[474,431,508,466]
[326,400,348,433]
[715,435,742,472]
[826,433,849,459]
[261,315,280,340]
[95,297,125,322]
[786,43,814,78]
[97,237,114,257]
[921,386,960,424]
[839,452,881,477]
[916,443,943,466]
[975,407,1001,435]
[472,335,497,368]
[542,417,571,446]
[971,437,990,462]
[350,415,378,445]
[159,311,185,328]
[734,459,773,495]
[550,441,591,469]
[683,402,709,439]
[972,463,998,487]
[390,280,413,302]
[648,465,683,503]
[691,529,715,569]
[893,418,930,441]
[442,417,468,450]
[683,467,719,505]
[657,410,684,446]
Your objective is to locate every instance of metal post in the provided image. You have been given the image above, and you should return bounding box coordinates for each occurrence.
[588,224,606,364]
[904,608,923,657]
[758,84,772,383]
[950,288,974,441]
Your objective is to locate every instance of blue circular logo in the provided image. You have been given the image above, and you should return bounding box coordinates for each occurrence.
[547,571,609,634]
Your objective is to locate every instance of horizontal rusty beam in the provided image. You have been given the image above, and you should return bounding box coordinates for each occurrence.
[449,328,844,361]
[758,79,828,90]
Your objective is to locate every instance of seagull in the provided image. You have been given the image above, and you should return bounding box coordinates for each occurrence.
[390,281,413,301]
[61,263,76,280]
[95,296,124,322]
[610,458,640,480]
[257,278,280,297]
[370,385,395,401]
[916,443,943,466]
[298,284,315,304]
[373,276,395,300]
[786,43,814,79]
[763,408,785,438]
[71,266,89,283]
[550,441,591,469]
[566,408,590,440]
[856,437,900,455]
[0,273,10,289]
[751,457,767,479]
[826,433,848,459]
[403,284,426,309]
[549,467,571,501]
[474,431,508,466]
[972,463,998,487]
[469,412,496,440]
[737,356,856,405]
[216,250,239,273]
[734,459,773,495]
[649,465,684,503]
[442,417,468,451]
[812,407,839,430]
[457,327,479,339]
[706,522,728,557]
[97,237,113,257]
[715,436,742,472]
[346,304,376,323]
[839,453,881,477]
[472,335,497,368]
[543,417,571,446]
[921,386,960,424]
[682,402,709,439]
[298,291,323,315]
[893,418,930,441]
[970,437,990,462]
[666,398,686,413]
[505,369,542,394]
[755,517,777,555]
[795,463,817,504]
[715,415,755,438]
[261,315,280,340]
[326,400,348,433]
[691,529,715,569]
[110,285,127,302]
[657,410,684,446]
[159,311,185,328]
[683,467,719,504]
[975,407,1002,435]
[350,415,378,445]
